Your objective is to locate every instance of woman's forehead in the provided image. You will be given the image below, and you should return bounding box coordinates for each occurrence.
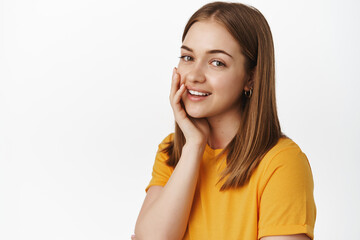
[182,20,241,55]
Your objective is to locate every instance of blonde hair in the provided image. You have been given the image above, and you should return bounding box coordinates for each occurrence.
[164,2,283,190]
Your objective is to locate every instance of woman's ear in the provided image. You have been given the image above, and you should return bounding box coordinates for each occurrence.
[243,69,255,91]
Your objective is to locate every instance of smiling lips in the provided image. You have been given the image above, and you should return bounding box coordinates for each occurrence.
[188,89,211,97]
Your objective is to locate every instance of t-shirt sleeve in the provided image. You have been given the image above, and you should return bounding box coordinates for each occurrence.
[145,133,175,192]
[258,146,316,240]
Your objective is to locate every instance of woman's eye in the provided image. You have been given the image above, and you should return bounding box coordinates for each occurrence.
[211,60,225,67]
[179,55,193,62]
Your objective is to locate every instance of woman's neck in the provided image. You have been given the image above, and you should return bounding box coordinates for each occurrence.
[206,111,241,149]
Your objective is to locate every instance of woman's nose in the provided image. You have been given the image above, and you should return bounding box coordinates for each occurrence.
[184,64,206,84]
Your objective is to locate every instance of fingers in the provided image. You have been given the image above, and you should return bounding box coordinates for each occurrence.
[173,83,185,106]
[170,67,180,100]
[170,67,186,112]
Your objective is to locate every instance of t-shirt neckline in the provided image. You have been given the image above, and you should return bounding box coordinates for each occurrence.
[205,143,224,155]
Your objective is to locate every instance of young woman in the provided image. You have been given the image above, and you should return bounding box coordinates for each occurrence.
[133,2,316,239]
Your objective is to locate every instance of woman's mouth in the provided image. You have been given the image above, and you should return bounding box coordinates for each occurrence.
[186,89,212,102]
[188,89,211,96]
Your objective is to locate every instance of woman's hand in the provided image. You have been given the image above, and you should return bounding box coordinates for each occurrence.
[170,67,210,147]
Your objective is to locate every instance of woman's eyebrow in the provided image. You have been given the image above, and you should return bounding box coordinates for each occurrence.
[181,45,233,59]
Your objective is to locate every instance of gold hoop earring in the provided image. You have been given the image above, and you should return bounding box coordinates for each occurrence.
[244,88,253,98]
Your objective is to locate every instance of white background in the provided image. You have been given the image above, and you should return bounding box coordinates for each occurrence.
[0,0,359,239]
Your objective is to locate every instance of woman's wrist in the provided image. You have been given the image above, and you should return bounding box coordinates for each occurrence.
[183,141,206,155]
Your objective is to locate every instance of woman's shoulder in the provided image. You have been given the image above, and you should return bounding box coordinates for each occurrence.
[266,137,304,158]
[158,133,174,148]
[259,137,311,173]
[162,132,175,142]
[256,136,314,198]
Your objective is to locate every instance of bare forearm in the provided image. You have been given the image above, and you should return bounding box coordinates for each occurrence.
[135,143,204,240]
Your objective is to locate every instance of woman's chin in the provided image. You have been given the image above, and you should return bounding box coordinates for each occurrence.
[183,102,210,119]
[186,109,207,119]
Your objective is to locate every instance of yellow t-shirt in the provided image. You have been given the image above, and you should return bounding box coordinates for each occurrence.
[146,133,316,239]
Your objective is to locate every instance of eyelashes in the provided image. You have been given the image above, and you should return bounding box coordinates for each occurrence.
[211,60,226,67]
[179,55,226,67]
[179,55,193,62]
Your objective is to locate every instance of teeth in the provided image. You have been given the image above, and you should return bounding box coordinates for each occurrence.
[188,89,210,96]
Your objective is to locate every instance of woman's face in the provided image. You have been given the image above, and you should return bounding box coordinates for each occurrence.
[177,20,251,119]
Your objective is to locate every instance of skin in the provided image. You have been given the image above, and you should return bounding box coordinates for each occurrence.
[133,20,310,240]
